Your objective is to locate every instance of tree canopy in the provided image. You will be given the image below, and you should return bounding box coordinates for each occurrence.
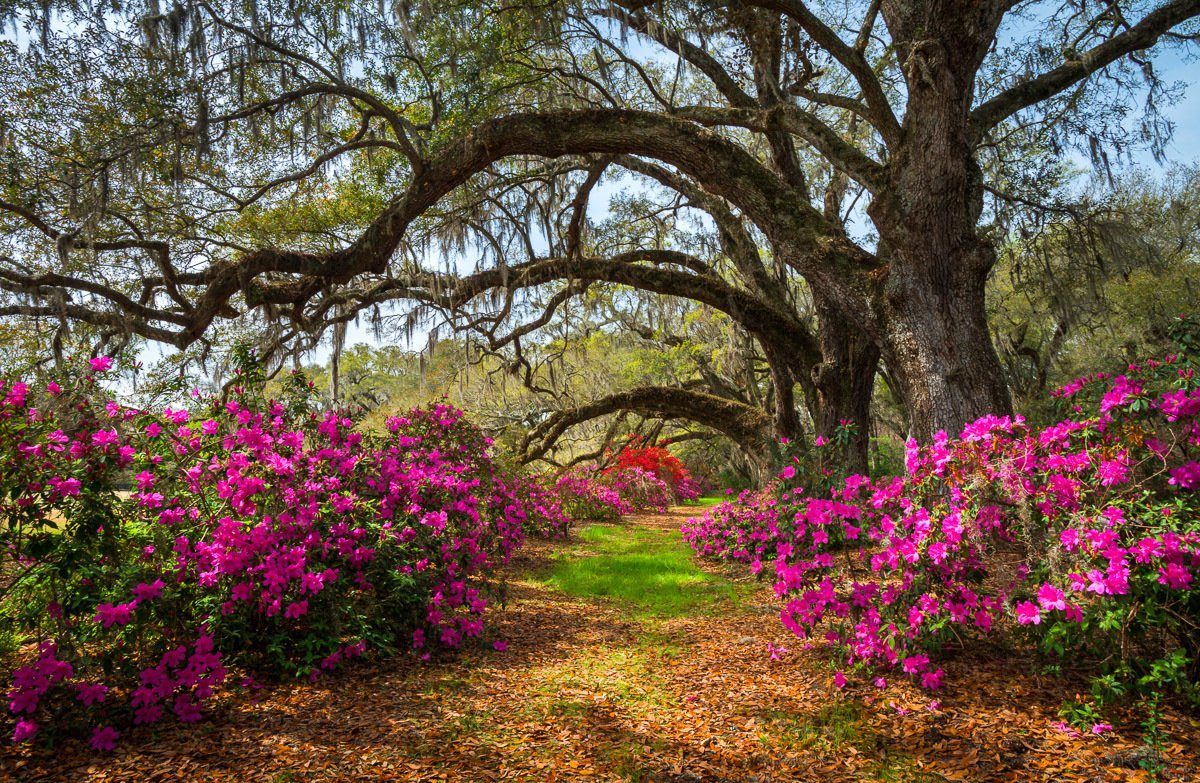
[1,0,1198,465]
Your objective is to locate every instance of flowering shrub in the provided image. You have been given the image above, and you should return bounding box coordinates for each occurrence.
[682,486,784,571]
[503,474,573,538]
[686,318,1200,707]
[610,440,701,502]
[0,360,527,747]
[551,465,674,522]
[551,467,630,523]
[605,466,676,511]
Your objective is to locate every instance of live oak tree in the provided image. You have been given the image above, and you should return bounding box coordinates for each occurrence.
[0,0,1196,448]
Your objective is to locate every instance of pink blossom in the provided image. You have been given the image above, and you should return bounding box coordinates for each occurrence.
[94,602,135,628]
[132,580,165,602]
[89,725,119,752]
[1096,457,1129,486]
[1036,584,1066,611]
[1015,601,1041,625]
[283,600,308,619]
[12,719,38,743]
[75,682,109,706]
[1168,461,1200,490]
[1158,563,1193,589]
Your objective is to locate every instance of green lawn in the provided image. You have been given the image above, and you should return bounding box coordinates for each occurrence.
[536,523,743,618]
[685,495,728,508]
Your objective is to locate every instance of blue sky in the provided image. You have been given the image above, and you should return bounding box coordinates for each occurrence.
[1149,49,1200,166]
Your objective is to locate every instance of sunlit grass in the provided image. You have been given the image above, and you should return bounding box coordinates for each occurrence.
[537,523,743,617]
[684,495,728,508]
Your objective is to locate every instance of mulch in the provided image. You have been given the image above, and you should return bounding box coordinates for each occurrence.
[2,507,1198,782]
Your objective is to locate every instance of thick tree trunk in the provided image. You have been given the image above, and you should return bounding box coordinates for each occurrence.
[870,2,1012,441]
[811,295,879,474]
[878,245,1011,441]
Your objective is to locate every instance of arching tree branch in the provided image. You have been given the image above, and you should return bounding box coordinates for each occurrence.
[518,386,773,464]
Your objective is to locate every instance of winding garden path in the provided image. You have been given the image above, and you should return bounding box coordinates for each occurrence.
[4,508,1197,782]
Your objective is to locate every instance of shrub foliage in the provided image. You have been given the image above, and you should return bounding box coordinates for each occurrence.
[686,317,1200,710]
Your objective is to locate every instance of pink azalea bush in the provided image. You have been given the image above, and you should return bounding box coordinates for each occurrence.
[685,316,1200,706]
[552,465,674,522]
[0,359,534,747]
[503,474,573,538]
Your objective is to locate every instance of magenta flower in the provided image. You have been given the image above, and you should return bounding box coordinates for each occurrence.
[283,600,308,619]
[1036,584,1066,611]
[75,682,109,706]
[1158,563,1193,589]
[90,429,120,448]
[94,601,135,628]
[88,356,113,373]
[12,719,38,743]
[4,382,28,406]
[173,695,202,723]
[132,579,165,602]
[1096,457,1129,487]
[1099,375,1141,413]
[1168,461,1200,490]
[1015,601,1041,625]
[89,725,119,752]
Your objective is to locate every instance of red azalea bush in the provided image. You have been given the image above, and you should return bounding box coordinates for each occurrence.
[0,358,530,749]
[610,440,701,502]
[685,316,1200,711]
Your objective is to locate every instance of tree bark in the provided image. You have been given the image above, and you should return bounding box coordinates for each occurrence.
[869,1,1013,441]
[811,293,879,474]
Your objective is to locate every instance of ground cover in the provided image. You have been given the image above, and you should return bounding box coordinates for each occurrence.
[4,508,1197,782]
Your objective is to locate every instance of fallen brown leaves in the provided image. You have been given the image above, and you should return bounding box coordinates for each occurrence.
[2,508,1198,782]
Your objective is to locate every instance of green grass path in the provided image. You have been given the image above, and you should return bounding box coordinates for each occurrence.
[534,520,746,618]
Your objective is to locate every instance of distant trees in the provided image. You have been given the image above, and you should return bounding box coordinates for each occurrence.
[990,167,1200,417]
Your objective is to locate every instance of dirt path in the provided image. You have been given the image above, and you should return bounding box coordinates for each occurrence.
[3,509,1197,782]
